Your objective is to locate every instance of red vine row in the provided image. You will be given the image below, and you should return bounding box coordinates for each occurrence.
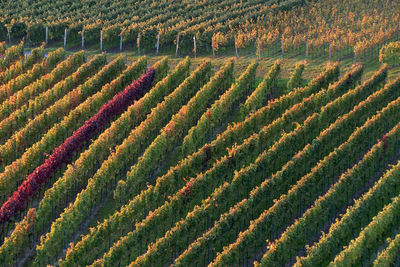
[0,68,155,224]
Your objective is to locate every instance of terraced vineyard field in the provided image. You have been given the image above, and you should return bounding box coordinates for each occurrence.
[0,42,400,267]
[1,0,399,62]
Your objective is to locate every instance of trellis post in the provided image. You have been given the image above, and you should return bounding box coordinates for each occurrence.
[234,36,238,59]
[45,26,48,45]
[137,32,140,55]
[211,36,215,58]
[156,33,160,55]
[175,34,180,57]
[100,30,103,52]
[193,36,197,58]
[81,28,85,49]
[64,28,67,49]
[7,28,10,44]
[306,40,309,60]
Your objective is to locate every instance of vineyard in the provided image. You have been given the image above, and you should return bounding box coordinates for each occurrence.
[0,0,399,62]
[0,39,398,267]
[0,0,400,266]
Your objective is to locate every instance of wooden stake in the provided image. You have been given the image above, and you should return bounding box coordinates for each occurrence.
[7,28,10,44]
[156,33,160,55]
[45,27,48,45]
[212,36,215,58]
[137,32,140,55]
[81,28,84,50]
[120,35,123,52]
[257,37,261,59]
[176,34,180,57]
[64,28,67,49]
[234,36,238,59]
[100,30,103,52]
[306,40,309,60]
[193,36,197,58]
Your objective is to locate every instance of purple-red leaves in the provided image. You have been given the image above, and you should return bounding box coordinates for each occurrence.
[0,68,155,224]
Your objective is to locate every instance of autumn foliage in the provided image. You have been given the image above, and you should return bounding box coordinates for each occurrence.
[0,68,155,224]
